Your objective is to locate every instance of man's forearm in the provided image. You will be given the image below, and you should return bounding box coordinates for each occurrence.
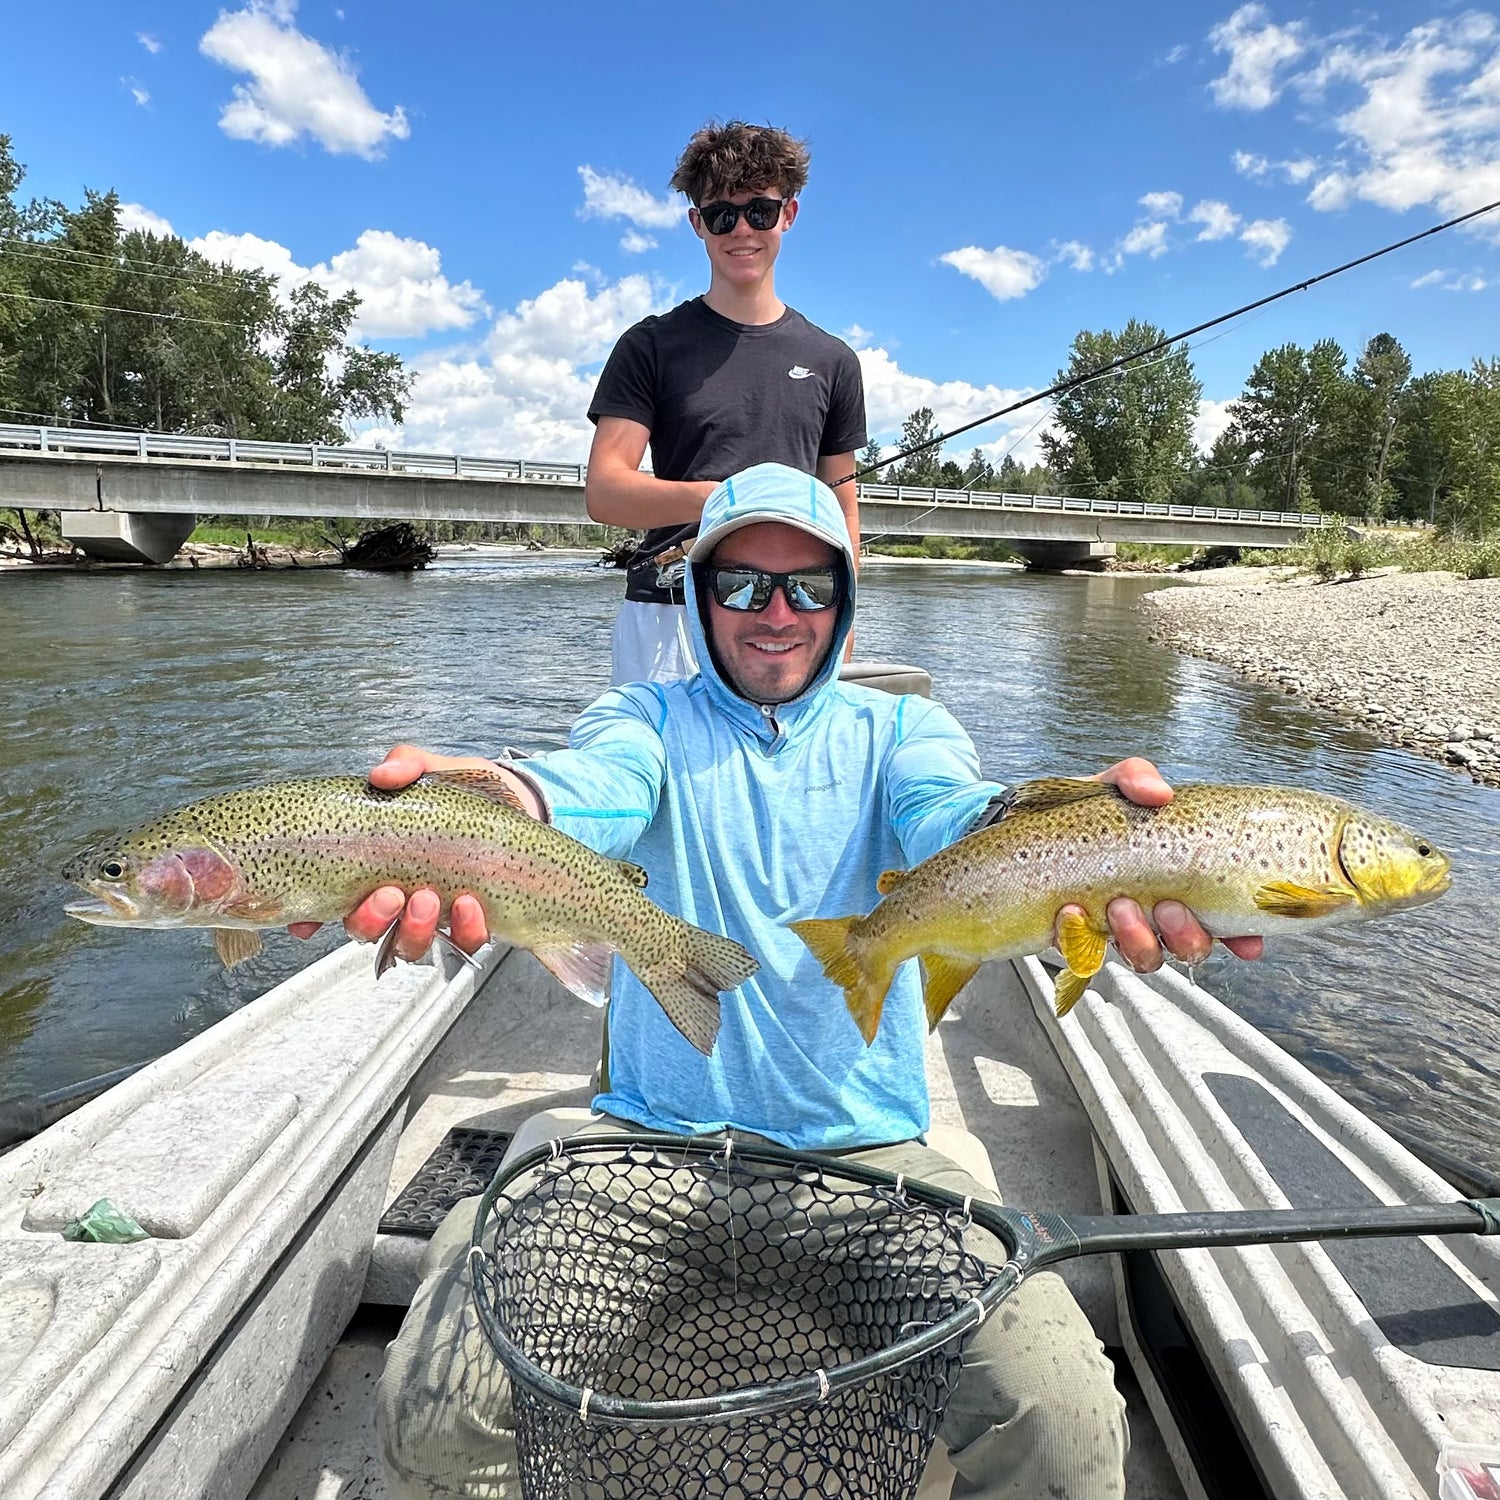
[585,469,717,529]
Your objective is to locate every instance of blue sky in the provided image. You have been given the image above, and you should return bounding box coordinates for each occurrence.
[2,0,1498,464]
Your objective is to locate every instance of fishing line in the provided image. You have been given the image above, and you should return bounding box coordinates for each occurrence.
[837,196,1500,488]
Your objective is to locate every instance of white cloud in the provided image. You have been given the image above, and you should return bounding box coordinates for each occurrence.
[138,32,162,54]
[200,0,409,159]
[1164,44,1189,66]
[119,203,175,237]
[619,229,657,254]
[1234,148,1320,184]
[1302,14,1500,223]
[842,323,875,349]
[124,80,151,107]
[1194,397,1237,454]
[1411,267,1489,291]
[1053,239,1094,271]
[362,275,664,458]
[190,227,485,338]
[1240,216,1291,265]
[577,167,684,230]
[939,244,1047,301]
[856,346,1054,467]
[1139,190,1183,218]
[1120,221,1170,258]
[1188,199,1241,240]
[1209,3,1306,109]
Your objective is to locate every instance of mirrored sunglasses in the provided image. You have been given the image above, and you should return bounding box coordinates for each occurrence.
[696,197,789,235]
[706,565,840,613]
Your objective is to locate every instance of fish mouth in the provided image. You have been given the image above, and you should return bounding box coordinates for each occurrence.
[64,891,142,924]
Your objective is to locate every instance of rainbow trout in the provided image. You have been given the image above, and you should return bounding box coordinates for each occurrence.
[791,779,1450,1043]
[62,771,758,1055]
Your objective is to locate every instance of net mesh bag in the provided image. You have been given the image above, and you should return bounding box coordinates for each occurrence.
[469,1132,1009,1500]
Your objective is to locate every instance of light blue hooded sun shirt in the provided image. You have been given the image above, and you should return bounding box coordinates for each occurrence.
[519,463,1005,1150]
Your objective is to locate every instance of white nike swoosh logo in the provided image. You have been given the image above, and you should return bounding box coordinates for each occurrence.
[787,366,813,379]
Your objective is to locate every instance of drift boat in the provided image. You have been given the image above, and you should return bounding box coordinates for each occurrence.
[1,664,1496,1500]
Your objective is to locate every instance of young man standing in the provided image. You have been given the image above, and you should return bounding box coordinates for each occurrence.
[586,120,867,685]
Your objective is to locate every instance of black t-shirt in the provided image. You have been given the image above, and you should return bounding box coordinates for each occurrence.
[588,298,867,602]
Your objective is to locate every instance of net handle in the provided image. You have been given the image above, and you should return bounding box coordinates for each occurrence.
[468,1131,1499,1427]
[468,1131,1015,1428]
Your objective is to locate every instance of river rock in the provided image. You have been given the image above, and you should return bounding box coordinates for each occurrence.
[1141,570,1500,790]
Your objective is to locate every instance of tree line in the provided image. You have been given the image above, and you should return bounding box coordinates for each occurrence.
[0,135,408,443]
[862,320,1499,538]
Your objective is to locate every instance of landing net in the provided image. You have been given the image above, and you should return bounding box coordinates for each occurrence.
[469,1133,1009,1500]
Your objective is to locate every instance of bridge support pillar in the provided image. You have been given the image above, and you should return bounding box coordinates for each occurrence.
[1008,539,1116,571]
[62,511,196,565]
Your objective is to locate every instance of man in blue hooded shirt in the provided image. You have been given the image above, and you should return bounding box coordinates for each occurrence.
[347,462,1260,1498]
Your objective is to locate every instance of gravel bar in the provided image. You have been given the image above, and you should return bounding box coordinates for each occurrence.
[1141,569,1500,789]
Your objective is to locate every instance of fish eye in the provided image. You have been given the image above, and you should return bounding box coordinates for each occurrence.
[1416,843,1432,858]
[100,858,126,880]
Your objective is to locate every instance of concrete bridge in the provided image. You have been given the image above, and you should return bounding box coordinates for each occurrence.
[0,422,1337,566]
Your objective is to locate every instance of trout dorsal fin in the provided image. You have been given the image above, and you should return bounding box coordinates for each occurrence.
[1007,777,1117,816]
[423,769,529,813]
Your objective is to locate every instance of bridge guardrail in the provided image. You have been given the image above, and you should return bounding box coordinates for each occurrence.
[0,421,1338,529]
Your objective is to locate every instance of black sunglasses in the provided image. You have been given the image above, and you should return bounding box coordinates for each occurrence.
[706,565,840,613]
[695,197,789,235]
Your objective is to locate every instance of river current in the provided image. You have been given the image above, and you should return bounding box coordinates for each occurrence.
[2,554,1496,1165]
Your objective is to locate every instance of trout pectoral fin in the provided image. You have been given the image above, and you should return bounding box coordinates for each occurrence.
[1056,909,1108,976]
[424,769,530,813]
[1054,969,1092,1018]
[1009,777,1117,816]
[533,942,615,1008]
[1253,881,1357,918]
[213,928,263,968]
[920,954,981,1031]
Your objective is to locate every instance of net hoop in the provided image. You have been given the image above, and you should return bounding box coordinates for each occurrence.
[468,1131,1034,1429]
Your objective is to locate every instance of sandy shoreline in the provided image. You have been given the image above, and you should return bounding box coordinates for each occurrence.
[1142,568,1500,789]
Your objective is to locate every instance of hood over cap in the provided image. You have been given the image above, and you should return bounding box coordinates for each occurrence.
[684,463,856,723]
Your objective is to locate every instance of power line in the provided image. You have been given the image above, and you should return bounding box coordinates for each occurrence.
[839,195,1500,487]
[1,236,256,296]
[0,287,249,329]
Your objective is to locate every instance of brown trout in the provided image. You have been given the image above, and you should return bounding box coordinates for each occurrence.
[790,779,1450,1043]
[62,771,758,1055]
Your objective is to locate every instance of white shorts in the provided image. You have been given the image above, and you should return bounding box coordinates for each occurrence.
[610,599,699,686]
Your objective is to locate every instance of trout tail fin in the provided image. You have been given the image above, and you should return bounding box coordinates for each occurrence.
[633,924,758,1057]
[789,916,894,1046]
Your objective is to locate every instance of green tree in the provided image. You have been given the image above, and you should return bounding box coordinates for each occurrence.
[855,436,886,483]
[1225,339,1348,512]
[1041,321,1200,503]
[0,137,409,442]
[887,407,945,486]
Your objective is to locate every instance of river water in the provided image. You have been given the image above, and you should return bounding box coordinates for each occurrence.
[2,555,1496,1165]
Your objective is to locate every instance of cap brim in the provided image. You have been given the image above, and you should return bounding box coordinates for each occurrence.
[688,509,850,564]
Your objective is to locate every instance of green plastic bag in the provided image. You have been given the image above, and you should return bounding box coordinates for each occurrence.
[62,1198,149,1243]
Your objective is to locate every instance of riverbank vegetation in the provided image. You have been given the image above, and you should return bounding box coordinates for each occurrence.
[1242,528,1500,583]
[867,321,1499,540]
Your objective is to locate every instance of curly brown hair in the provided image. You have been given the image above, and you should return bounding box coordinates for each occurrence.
[669,121,811,205]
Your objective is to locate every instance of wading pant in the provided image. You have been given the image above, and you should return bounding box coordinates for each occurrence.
[376,1119,1128,1500]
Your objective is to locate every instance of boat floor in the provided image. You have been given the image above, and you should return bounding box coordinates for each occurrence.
[248,951,1189,1499]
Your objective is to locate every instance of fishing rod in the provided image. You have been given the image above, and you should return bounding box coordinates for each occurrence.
[837,194,1500,488]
